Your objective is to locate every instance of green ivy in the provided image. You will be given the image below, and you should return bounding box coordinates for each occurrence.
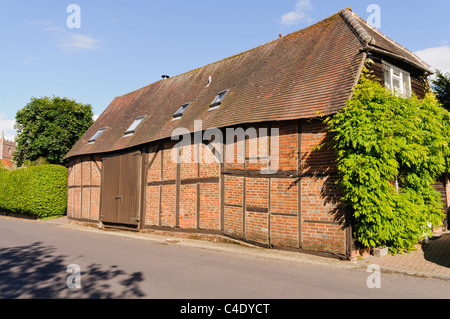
[324,66,449,253]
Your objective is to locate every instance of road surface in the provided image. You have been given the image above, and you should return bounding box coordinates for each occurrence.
[0,216,448,300]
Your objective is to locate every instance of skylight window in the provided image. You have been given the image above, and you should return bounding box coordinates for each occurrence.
[88,127,106,144]
[125,116,146,135]
[210,90,229,109]
[173,102,191,119]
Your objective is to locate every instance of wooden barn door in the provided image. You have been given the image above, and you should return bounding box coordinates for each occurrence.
[100,150,142,227]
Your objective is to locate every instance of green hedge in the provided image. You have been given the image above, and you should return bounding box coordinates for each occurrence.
[0,165,68,218]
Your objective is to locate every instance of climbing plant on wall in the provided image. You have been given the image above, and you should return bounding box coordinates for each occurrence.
[324,65,450,254]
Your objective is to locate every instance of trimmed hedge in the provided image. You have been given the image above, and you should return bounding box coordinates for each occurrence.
[0,165,68,218]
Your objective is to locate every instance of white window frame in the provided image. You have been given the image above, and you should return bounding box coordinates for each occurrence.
[382,61,412,97]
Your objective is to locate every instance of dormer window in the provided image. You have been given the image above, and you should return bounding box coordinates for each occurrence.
[210,90,229,109]
[125,116,146,136]
[88,127,106,144]
[173,102,191,119]
[383,62,411,97]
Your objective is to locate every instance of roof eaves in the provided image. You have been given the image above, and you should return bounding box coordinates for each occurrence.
[361,45,435,75]
[340,8,433,74]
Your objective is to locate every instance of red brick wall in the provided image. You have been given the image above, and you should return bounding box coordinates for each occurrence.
[0,159,14,169]
[144,139,221,231]
[199,183,220,229]
[220,120,348,256]
[300,120,346,255]
[67,155,102,221]
[224,175,244,237]
[270,178,299,248]
[68,119,350,257]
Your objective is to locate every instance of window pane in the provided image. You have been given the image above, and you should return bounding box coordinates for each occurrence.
[383,68,391,89]
[212,95,221,105]
[89,128,106,143]
[402,72,411,97]
[174,103,189,118]
[176,106,185,114]
[393,78,401,92]
[393,67,401,77]
[125,117,145,134]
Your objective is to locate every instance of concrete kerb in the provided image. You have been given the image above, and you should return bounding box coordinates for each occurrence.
[357,260,450,281]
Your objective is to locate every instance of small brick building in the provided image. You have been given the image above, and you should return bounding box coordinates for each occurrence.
[0,131,16,170]
[64,8,445,259]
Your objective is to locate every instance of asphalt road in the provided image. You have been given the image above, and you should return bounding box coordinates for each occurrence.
[0,216,449,300]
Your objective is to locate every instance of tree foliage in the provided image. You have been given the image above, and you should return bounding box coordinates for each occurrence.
[325,66,450,253]
[432,70,450,112]
[14,96,93,167]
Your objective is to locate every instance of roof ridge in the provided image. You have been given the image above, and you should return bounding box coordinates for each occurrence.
[113,11,346,101]
[65,9,371,159]
[339,8,375,45]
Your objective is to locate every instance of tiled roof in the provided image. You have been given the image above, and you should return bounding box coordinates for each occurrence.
[340,9,432,73]
[65,8,430,159]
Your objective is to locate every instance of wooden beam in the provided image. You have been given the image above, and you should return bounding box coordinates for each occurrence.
[197,147,200,229]
[158,146,164,226]
[222,169,297,179]
[246,206,269,213]
[175,162,181,228]
[139,146,149,230]
[220,127,225,231]
[297,119,303,249]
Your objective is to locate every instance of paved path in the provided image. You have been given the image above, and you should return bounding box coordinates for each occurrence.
[356,231,450,280]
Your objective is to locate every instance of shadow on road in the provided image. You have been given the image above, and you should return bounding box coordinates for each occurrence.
[423,233,450,269]
[0,242,145,299]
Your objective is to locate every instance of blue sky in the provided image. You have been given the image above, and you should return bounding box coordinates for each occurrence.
[1,0,449,140]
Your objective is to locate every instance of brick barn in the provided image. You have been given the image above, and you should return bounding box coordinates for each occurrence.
[64,8,444,259]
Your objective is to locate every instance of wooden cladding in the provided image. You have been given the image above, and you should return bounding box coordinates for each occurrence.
[100,150,142,226]
[147,176,220,187]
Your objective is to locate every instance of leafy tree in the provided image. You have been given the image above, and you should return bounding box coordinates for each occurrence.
[14,96,93,167]
[432,70,450,111]
[324,66,449,253]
